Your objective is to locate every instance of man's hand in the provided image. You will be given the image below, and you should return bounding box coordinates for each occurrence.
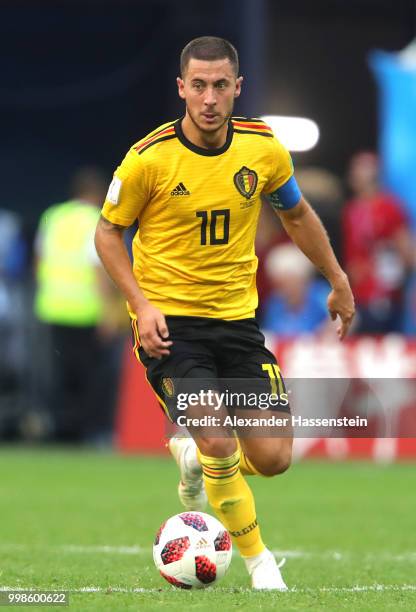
[327,275,355,340]
[136,302,172,359]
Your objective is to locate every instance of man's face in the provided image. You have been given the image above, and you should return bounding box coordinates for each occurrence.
[177,58,242,134]
[348,153,379,195]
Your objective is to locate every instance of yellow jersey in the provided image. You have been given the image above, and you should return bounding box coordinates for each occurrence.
[101,117,294,320]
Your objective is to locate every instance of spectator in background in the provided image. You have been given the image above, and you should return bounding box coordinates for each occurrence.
[0,210,27,428]
[342,152,413,334]
[295,167,344,262]
[34,167,125,444]
[260,243,330,336]
[255,201,287,314]
[256,167,343,320]
[402,272,416,336]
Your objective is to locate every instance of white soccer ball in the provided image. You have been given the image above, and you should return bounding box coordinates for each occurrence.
[153,511,233,589]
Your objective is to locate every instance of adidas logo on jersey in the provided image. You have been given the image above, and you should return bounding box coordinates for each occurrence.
[171,182,190,196]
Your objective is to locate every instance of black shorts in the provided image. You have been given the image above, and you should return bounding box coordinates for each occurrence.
[132,315,290,423]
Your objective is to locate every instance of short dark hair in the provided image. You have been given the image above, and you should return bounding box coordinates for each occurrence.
[180,36,239,77]
[70,166,107,199]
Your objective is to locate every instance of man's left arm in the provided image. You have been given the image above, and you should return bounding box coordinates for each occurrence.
[278,196,355,340]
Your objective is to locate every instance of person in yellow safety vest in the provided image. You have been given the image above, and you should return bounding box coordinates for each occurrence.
[35,198,103,327]
[34,167,125,443]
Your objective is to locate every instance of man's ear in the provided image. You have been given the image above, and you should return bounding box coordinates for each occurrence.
[234,76,243,98]
[177,76,186,100]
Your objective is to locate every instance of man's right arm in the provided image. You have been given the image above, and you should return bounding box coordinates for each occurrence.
[94,215,172,358]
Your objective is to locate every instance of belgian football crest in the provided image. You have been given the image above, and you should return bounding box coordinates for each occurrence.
[161,377,174,398]
[233,166,258,200]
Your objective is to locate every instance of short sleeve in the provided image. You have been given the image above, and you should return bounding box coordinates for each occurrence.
[263,136,294,195]
[101,148,150,227]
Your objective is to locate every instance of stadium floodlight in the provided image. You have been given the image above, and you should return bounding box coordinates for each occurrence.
[260,115,320,152]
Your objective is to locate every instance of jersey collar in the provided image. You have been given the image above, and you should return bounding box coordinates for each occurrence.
[175,118,233,156]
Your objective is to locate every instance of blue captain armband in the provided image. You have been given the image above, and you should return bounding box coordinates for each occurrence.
[265,175,302,211]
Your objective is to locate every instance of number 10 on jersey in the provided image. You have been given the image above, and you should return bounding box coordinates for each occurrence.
[196,209,230,245]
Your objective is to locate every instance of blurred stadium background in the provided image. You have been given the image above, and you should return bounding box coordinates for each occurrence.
[1,0,415,454]
[1,1,416,606]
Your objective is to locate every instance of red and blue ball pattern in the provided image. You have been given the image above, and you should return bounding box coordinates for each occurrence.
[159,571,192,589]
[161,536,190,564]
[179,512,208,532]
[195,555,217,583]
[214,530,232,551]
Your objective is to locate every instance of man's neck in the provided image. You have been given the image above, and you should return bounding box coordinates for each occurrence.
[181,114,228,150]
[76,195,99,207]
[356,185,378,199]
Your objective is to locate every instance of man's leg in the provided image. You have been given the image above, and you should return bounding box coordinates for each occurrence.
[237,412,294,477]
[133,317,287,588]
[172,393,285,590]
[171,388,266,558]
[193,432,266,558]
[168,436,208,511]
[169,404,288,589]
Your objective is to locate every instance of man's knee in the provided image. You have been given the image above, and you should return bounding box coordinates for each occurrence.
[196,436,237,458]
[252,447,292,477]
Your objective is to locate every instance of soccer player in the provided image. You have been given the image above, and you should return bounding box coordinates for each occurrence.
[95,36,355,589]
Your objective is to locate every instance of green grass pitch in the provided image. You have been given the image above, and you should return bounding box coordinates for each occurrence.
[0,447,415,610]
